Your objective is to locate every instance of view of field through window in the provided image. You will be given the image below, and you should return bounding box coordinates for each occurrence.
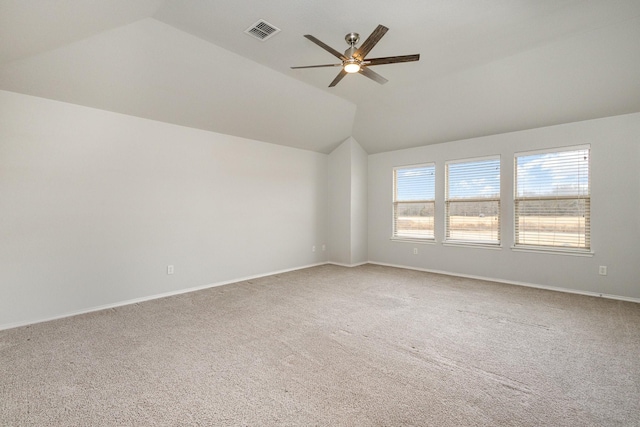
[393,147,589,249]
[446,157,501,243]
[393,164,435,239]
[515,147,590,249]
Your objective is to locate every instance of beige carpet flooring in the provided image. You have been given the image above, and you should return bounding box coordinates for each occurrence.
[1,264,639,426]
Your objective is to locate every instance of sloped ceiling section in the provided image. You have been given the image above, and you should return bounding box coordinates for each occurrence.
[0,9,355,153]
[0,0,165,64]
[353,15,640,153]
[1,1,640,154]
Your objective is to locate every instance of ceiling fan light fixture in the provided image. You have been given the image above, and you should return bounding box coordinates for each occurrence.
[344,59,361,73]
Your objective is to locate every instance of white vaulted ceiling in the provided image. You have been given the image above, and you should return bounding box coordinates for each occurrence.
[2,0,640,154]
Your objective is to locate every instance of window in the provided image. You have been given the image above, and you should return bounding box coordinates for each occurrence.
[514,146,590,251]
[445,156,500,245]
[393,164,435,240]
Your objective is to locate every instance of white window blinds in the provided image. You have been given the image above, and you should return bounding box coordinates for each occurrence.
[445,157,500,244]
[393,164,435,239]
[515,146,590,251]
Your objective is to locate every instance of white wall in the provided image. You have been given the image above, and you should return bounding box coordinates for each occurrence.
[3,89,637,330]
[327,140,352,265]
[0,90,328,329]
[350,140,368,265]
[327,137,368,266]
[368,113,640,300]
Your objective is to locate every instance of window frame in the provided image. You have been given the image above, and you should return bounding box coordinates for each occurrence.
[444,155,501,247]
[392,163,436,242]
[513,145,592,255]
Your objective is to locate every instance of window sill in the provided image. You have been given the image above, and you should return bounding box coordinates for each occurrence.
[511,246,594,257]
[391,237,436,245]
[443,241,502,250]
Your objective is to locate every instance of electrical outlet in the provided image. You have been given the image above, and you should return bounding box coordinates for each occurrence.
[598,266,607,276]
[322,244,326,251]
[167,265,174,275]
[312,246,316,252]
[413,248,418,255]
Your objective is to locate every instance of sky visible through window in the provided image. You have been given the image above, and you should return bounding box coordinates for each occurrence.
[517,149,589,196]
[396,149,588,200]
[396,166,435,201]
[447,158,500,199]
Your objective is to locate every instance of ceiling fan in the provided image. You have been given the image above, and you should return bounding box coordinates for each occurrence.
[291,24,420,87]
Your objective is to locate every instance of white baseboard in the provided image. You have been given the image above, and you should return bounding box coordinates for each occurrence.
[0,262,328,331]
[367,261,640,304]
[326,261,368,268]
[5,260,636,331]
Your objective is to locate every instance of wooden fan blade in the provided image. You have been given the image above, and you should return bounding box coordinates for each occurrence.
[360,67,388,85]
[291,63,342,69]
[353,25,388,61]
[366,54,420,66]
[329,69,348,87]
[304,35,347,61]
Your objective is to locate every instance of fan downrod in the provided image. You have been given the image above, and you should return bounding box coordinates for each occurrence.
[344,33,360,58]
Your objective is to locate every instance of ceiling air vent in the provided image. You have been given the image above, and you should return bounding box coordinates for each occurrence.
[244,20,281,41]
